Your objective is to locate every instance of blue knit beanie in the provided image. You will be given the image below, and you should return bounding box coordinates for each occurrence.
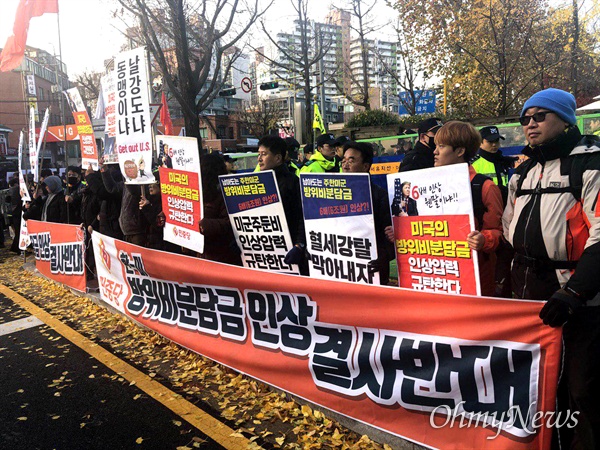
[521,88,577,125]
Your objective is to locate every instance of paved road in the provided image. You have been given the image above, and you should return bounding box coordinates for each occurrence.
[0,290,230,450]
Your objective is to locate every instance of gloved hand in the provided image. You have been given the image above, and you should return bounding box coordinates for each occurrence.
[284,245,306,265]
[539,289,584,327]
[367,257,387,274]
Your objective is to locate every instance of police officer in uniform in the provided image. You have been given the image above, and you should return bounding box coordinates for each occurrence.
[300,134,341,173]
[471,126,517,204]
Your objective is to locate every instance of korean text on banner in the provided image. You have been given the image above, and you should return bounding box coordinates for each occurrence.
[64,87,99,170]
[18,131,30,202]
[27,220,87,292]
[159,166,204,253]
[28,106,38,182]
[92,232,561,450]
[100,73,117,163]
[114,47,154,184]
[18,130,30,250]
[36,107,49,168]
[300,173,379,284]
[219,171,299,274]
[387,164,481,295]
[155,135,200,174]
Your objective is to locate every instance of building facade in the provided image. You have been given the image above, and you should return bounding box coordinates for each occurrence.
[0,46,71,166]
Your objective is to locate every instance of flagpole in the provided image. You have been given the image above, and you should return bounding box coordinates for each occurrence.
[55,3,70,223]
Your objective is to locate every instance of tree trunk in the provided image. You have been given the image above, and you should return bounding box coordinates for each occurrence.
[571,0,579,96]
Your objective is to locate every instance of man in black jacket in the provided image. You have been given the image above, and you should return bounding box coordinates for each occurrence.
[341,141,395,284]
[101,162,146,246]
[257,135,307,274]
[399,118,443,172]
[503,88,600,448]
[257,135,305,247]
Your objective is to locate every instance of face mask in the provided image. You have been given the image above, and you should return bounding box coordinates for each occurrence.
[427,135,436,149]
[68,176,79,186]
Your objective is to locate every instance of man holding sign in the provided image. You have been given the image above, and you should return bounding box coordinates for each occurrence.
[341,141,394,284]
[256,136,307,274]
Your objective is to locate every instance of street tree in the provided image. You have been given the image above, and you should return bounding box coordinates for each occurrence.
[392,0,563,117]
[326,0,385,111]
[74,69,102,113]
[235,100,283,138]
[254,0,332,144]
[532,3,600,103]
[374,18,433,116]
[117,0,269,150]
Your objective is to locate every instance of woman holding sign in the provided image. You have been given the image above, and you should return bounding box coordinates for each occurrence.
[433,121,503,297]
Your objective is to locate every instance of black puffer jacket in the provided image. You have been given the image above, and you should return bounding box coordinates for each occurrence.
[101,167,146,237]
[399,141,434,172]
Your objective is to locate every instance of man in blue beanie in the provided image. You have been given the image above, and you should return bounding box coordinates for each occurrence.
[503,88,600,448]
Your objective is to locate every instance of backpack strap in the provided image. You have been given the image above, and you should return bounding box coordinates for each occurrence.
[470,173,490,230]
[514,154,585,201]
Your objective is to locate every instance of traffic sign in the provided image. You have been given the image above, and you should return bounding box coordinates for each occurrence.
[241,77,253,93]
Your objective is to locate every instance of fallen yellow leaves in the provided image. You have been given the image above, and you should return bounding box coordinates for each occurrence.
[0,250,393,450]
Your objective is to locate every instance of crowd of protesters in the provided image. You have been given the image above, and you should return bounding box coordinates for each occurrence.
[2,87,599,449]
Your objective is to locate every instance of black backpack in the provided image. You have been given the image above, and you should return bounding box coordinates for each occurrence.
[471,173,490,230]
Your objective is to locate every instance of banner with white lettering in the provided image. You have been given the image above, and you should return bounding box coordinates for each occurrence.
[219,171,299,274]
[100,73,117,163]
[300,173,378,284]
[387,164,481,295]
[64,87,99,170]
[27,220,87,292]
[115,47,154,184]
[92,232,561,450]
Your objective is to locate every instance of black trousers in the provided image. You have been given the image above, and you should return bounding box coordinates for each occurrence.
[10,213,21,253]
[559,307,600,450]
[512,263,600,449]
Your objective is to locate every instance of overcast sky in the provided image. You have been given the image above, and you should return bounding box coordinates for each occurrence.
[0,0,396,77]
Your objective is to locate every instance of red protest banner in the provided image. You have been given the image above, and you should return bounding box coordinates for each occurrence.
[394,214,478,295]
[93,232,561,450]
[27,220,87,292]
[159,166,203,252]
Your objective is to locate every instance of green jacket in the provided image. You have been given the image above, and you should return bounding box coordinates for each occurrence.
[299,152,341,173]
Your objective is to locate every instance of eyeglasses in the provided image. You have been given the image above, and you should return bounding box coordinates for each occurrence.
[519,111,553,126]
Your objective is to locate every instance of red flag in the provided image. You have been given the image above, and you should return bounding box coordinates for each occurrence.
[0,0,59,72]
[160,91,174,136]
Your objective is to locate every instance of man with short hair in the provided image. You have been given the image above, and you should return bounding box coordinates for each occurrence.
[300,133,341,173]
[283,137,302,175]
[333,135,350,161]
[257,135,306,273]
[503,88,600,448]
[342,141,394,284]
[399,118,443,172]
